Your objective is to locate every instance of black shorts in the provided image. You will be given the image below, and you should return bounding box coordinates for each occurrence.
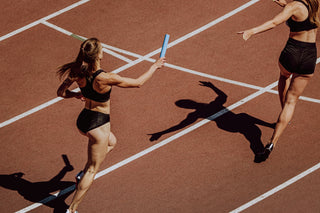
[76,108,110,133]
[279,38,317,75]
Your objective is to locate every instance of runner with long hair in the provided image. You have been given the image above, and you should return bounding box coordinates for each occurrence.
[57,38,165,213]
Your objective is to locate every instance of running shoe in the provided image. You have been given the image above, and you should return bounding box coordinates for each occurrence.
[75,170,84,187]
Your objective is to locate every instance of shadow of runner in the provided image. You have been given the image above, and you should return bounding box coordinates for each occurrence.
[0,155,75,213]
[148,81,275,163]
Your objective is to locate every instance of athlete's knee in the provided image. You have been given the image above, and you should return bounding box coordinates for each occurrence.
[285,91,299,105]
[108,132,117,148]
[86,161,102,175]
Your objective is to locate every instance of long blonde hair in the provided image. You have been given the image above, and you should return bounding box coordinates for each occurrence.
[57,38,102,80]
[306,0,320,26]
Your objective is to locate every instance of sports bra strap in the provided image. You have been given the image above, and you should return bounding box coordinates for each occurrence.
[294,0,309,9]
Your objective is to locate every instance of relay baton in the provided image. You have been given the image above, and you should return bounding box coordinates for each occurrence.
[160,34,170,58]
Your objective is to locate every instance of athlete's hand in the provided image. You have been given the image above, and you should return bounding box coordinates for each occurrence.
[154,57,166,69]
[75,93,85,101]
[237,30,254,41]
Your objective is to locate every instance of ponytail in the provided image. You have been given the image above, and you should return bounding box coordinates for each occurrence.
[57,37,102,80]
[57,47,86,80]
[307,0,320,27]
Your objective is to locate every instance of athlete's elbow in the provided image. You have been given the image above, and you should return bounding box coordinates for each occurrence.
[135,79,145,88]
[134,83,142,88]
[271,22,278,28]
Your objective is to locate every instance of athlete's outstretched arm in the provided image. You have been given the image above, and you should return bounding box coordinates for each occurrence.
[238,2,296,40]
[98,58,166,88]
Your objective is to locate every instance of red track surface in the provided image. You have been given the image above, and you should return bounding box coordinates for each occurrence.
[1,1,319,212]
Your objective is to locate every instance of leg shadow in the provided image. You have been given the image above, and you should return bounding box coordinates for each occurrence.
[0,155,76,213]
[215,112,275,163]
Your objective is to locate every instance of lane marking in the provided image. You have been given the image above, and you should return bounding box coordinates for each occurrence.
[15,185,76,213]
[166,0,261,50]
[0,0,90,42]
[42,21,133,63]
[0,88,79,129]
[229,162,320,213]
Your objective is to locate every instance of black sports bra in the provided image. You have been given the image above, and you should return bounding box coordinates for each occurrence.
[286,0,318,32]
[80,70,111,102]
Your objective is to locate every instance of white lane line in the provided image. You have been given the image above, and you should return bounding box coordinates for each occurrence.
[0,0,90,42]
[229,162,320,213]
[41,20,73,36]
[15,79,278,213]
[0,88,80,128]
[15,185,76,213]
[163,63,320,104]
[166,0,261,50]
[41,21,133,63]
[0,97,62,128]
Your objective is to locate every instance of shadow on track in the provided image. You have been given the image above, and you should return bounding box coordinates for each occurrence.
[148,81,275,163]
[0,155,75,213]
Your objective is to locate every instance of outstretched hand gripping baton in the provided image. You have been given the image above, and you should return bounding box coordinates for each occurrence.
[160,34,170,58]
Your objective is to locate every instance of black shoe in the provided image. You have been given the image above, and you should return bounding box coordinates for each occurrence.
[75,170,84,187]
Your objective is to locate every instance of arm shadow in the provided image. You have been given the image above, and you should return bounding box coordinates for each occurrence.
[148,81,275,163]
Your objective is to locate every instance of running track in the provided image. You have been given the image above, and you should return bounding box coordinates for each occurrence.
[1,0,319,212]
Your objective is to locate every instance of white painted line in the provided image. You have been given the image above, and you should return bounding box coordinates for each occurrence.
[229,162,320,213]
[0,0,90,42]
[41,20,73,36]
[42,21,133,63]
[0,97,62,128]
[101,42,142,58]
[15,185,76,213]
[166,0,261,50]
[297,96,320,103]
[0,88,80,128]
[102,48,133,63]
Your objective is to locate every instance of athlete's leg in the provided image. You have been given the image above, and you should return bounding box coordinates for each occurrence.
[108,132,117,153]
[270,73,313,146]
[278,62,292,108]
[68,124,110,213]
